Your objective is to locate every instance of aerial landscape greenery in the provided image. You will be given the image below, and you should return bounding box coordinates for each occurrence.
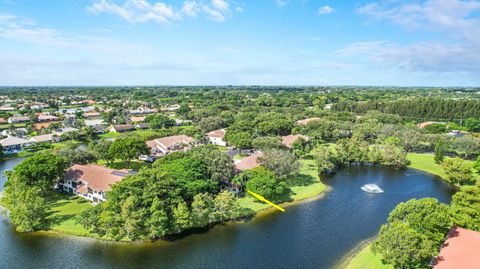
[0,86,479,268]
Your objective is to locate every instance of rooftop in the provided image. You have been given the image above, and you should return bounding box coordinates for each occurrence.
[433,227,480,269]
[64,164,131,192]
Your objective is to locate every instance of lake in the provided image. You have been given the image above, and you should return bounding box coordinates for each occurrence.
[0,159,453,269]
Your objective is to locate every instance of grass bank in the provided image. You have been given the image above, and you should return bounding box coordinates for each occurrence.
[239,149,326,212]
[345,245,391,269]
[46,194,93,237]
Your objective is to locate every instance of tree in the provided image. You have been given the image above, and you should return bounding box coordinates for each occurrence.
[58,147,96,166]
[145,114,175,130]
[451,136,480,158]
[442,158,474,187]
[198,116,225,133]
[12,151,67,194]
[225,131,252,152]
[109,136,149,168]
[475,155,480,173]
[191,145,235,182]
[245,167,289,202]
[434,140,445,164]
[258,149,300,179]
[172,201,192,233]
[424,123,447,134]
[210,191,242,222]
[316,147,336,174]
[372,221,435,269]
[387,198,452,244]
[465,118,480,132]
[382,144,409,169]
[88,139,115,166]
[191,193,214,227]
[251,136,284,150]
[450,184,480,231]
[292,137,310,157]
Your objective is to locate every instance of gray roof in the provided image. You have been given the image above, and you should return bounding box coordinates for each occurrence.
[0,136,32,147]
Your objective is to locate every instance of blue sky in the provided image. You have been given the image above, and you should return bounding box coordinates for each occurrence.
[0,0,479,86]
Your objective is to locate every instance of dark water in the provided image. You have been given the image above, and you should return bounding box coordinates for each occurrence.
[0,160,453,269]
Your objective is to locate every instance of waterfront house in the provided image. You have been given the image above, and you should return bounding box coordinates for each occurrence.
[0,136,33,154]
[29,133,60,143]
[296,117,321,125]
[281,134,309,149]
[207,129,227,146]
[234,151,263,171]
[432,227,480,269]
[108,124,135,133]
[62,164,132,203]
[146,135,194,156]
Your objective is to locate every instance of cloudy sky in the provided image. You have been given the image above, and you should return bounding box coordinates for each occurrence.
[1,0,479,86]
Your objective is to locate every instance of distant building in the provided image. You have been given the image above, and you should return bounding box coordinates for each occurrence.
[296,117,321,125]
[146,135,194,156]
[234,151,263,171]
[108,124,135,133]
[207,129,226,146]
[53,127,79,136]
[84,119,104,126]
[83,112,101,119]
[433,227,480,269]
[281,134,309,149]
[62,164,132,203]
[0,118,5,124]
[129,116,146,123]
[8,116,30,124]
[0,106,15,111]
[0,136,33,154]
[416,121,444,128]
[2,128,28,138]
[29,133,60,143]
[38,115,59,122]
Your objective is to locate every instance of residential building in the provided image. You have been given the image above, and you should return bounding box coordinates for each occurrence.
[38,115,59,122]
[108,124,135,133]
[53,127,79,136]
[7,116,30,124]
[234,151,263,171]
[29,133,60,143]
[416,121,444,128]
[433,227,480,269]
[129,116,145,123]
[0,136,33,154]
[0,118,6,124]
[83,112,101,119]
[296,117,321,125]
[0,106,15,111]
[62,164,132,203]
[146,135,194,156]
[207,129,227,146]
[84,119,104,126]
[1,128,28,138]
[282,134,309,148]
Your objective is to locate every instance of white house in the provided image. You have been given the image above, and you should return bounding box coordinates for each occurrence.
[146,135,194,156]
[0,136,33,154]
[207,129,227,146]
[62,164,132,203]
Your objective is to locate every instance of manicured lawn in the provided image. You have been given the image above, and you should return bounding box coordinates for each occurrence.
[239,149,326,212]
[347,245,392,269]
[46,194,93,237]
[407,153,478,180]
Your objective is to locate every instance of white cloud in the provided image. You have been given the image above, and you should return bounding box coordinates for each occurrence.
[275,0,287,8]
[318,5,335,15]
[88,0,236,24]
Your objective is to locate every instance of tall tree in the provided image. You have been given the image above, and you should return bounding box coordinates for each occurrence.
[434,140,445,164]
[109,136,149,168]
[442,158,474,187]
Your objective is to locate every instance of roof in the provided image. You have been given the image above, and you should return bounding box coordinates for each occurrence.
[282,134,309,148]
[416,121,437,128]
[83,112,101,118]
[234,151,263,171]
[29,133,55,143]
[0,136,32,147]
[64,164,131,192]
[54,127,79,134]
[8,116,30,121]
[0,118,6,123]
[296,117,321,125]
[147,135,194,151]
[433,227,480,269]
[38,115,58,121]
[110,124,135,131]
[130,116,146,123]
[33,122,53,130]
[207,129,225,139]
[84,119,104,126]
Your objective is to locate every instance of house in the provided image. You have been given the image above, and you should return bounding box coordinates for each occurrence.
[7,116,30,124]
[129,116,145,123]
[53,127,79,136]
[29,133,60,143]
[447,130,464,137]
[175,119,192,126]
[234,151,264,171]
[2,128,28,138]
[92,124,106,134]
[0,136,33,154]
[282,134,309,148]
[38,115,59,122]
[33,122,55,130]
[108,124,135,133]
[416,121,443,128]
[84,119,104,126]
[83,112,101,119]
[62,164,132,203]
[296,117,321,125]
[0,106,15,111]
[0,118,6,124]
[207,129,227,146]
[146,135,194,156]
[433,227,480,269]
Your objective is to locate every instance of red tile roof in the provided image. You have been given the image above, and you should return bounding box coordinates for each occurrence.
[433,227,480,269]
[207,129,225,139]
[64,164,130,192]
[235,151,263,171]
[282,134,309,148]
[296,117,321,125]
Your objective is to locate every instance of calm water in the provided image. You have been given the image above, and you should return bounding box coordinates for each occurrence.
[0,159,453,269]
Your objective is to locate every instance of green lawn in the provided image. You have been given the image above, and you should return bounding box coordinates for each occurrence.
[239,149,326,212]
[407,152,478,180]
[46,194,93,237]
[98,132,121,139]
[346,245,392,269]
